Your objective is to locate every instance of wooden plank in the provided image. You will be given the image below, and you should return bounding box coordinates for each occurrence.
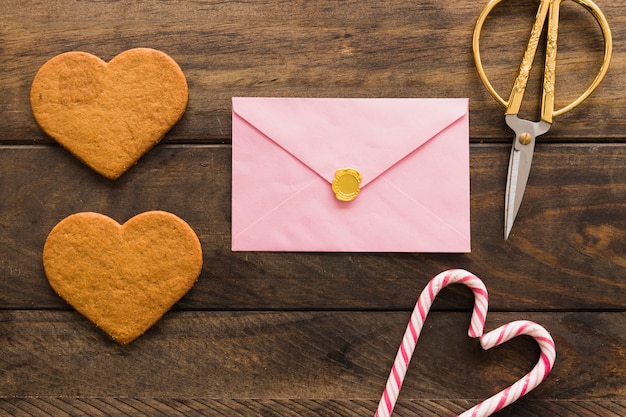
[0,311,623,403]
[1,0,624,144]
[1,144,625,311]
[0,399,625,417]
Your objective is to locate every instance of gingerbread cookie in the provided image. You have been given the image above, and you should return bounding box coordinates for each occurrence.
[43,211,203,345]
[30,48,188,180]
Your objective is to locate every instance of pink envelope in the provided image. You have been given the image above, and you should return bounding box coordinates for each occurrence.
[231,97,470,252]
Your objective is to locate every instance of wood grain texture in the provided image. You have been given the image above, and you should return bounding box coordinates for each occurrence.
[0,311,624,401]
[1,0,625,143]
[1,399,625,417]
[0,144,624,311]
[1,0,625,414]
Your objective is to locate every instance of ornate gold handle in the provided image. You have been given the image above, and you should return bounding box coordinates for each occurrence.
[473,0,613,123]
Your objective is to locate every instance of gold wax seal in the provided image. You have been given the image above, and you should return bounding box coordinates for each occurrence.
[332,168,362,202]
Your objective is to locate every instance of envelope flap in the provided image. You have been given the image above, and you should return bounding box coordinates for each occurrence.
[232,97,468,186]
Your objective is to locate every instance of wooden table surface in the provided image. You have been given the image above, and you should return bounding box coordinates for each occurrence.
[1,1,625,416]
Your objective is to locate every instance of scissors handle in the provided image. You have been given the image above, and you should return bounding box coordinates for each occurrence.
[507,0,553,120]
[473,0,613,123]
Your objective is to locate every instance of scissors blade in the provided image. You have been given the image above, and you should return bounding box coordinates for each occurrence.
[504,137,535,239]
[504,115,550,239]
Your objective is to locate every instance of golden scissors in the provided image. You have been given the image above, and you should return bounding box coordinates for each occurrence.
[472,0,612,239]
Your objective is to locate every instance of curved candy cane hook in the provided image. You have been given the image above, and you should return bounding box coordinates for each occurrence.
[460,320,556,417]
[375,269,488,417]
[374,269,556,417]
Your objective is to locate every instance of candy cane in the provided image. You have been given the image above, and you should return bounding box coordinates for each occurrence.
[374,269,556,417]
[375,269,489,417]
[459,320,556,417]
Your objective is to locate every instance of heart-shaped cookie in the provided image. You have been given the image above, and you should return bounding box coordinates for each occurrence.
[375,269,556,417]
[43,211,203,345]
[30,48,188,180]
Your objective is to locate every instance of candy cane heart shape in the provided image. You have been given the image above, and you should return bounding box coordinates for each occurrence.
[375,269,557,417]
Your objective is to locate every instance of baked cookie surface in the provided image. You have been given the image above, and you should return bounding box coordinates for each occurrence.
[31,48,188,179]
[43,211,203,345]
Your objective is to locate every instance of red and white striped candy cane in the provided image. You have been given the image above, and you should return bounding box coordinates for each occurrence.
[459,320,556,417]
[374,269,556,417]
[375,269,489,417]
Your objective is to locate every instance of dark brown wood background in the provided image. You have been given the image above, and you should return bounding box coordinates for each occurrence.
[1,0,625,416]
